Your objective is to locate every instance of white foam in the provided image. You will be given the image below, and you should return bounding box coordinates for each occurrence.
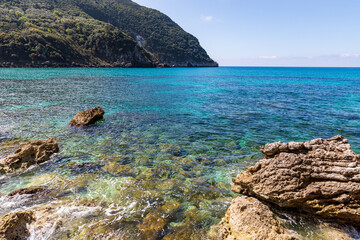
[0,194,33,216]
[28,203,101,240]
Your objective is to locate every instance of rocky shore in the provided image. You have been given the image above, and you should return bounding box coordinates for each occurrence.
[211,135,360,239]
[0,61,218,68]
[0,62,157,68]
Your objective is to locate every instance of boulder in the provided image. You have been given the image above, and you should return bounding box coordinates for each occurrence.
[231,135,360,225]
[213,196,300,240]
[0,211,34,239]
[211,196,357,240]
[69,106,105,127]
[0,138,59,174]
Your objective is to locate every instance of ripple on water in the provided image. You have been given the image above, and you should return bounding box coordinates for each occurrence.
[0,67,360,238]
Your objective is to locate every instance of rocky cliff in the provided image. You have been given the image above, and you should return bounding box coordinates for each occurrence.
[0,0,217,67]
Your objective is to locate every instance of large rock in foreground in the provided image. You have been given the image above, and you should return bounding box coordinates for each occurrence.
[0,211,34,239]
[69,107,105,127]
[211,196,357,240]
[0,138,59,174]
[214,196,300,240]
[231,135,360,224]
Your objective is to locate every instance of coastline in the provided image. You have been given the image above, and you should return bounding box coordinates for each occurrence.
[0,62,219,68]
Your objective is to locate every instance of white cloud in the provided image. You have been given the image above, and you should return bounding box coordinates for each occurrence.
[201,15,213,22]
[258,56,278,59]
[340,53,360,58]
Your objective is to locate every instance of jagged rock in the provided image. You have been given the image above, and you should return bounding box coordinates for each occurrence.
[211,197,357,240]
[231,135,360,225]
[69,106,105,127]
[0,138,59,174]
[211,196,300,240]
[0,211,34,239]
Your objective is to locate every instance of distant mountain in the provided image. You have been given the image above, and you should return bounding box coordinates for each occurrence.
[0,0,218,67]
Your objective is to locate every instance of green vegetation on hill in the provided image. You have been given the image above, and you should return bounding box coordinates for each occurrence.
[0,0,217,67]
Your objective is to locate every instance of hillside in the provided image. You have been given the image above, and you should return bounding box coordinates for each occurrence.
[0,0,218,67]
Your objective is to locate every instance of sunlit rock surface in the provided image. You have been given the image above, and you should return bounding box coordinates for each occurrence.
[213,136,360,240]
[69,106,105,127]
[213,196,300,240]
[0,211,34,240]
[0,138,59,174]
[231,135,360,224]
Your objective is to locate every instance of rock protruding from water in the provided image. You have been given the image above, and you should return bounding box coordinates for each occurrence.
[0,211,34,239]
[231,135,360,224]
[69,107,105,127]
[212,136,360,240]
[0,138,59,174]
[215,196,300,240]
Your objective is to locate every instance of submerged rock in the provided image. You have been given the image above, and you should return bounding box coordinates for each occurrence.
[137,201,181,240]
[0,211,34,239]
[102,162,135,177]
[69,106,105,127]
[0,138,59,174]
[7,187,47,197]
[231,135,360,224]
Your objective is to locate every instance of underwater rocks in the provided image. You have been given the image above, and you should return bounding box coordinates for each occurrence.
[0,211,34,240]
[69,106,105,127]
[7,187,48,197]
[138,201,181,239]
[214,136,360,240]
[231,135,360,224]
[0,138,59,174]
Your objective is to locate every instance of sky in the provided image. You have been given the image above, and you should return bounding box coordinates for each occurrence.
[133,0,360,67]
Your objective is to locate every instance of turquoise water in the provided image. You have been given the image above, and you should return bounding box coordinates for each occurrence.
[0,67,360,238]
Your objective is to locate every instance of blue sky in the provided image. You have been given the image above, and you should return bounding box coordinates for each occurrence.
[133,0,360,67]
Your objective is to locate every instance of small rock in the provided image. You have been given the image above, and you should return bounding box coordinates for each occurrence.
[8,187,47,197]
[69,106,105,127]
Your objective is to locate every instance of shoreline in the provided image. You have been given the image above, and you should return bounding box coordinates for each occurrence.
[0,62,219,69]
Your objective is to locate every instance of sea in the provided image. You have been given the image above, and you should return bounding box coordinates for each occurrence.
[0,67,359,239]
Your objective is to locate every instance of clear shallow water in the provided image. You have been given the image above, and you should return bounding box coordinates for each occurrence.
[0,67,360,239]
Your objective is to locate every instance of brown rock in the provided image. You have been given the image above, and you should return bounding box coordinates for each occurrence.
[137,201,181,240]
[102,162,135,177]
[0,138,59,173]
[138,213,168,240]
[214,196,300,240]
[231,135,360,225]
[211,197,357,240]
[7,187,47,197]
[69,106,105,127]
[0,211,34,239]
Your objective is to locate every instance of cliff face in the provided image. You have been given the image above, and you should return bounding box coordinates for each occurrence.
[0,0,217,67]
